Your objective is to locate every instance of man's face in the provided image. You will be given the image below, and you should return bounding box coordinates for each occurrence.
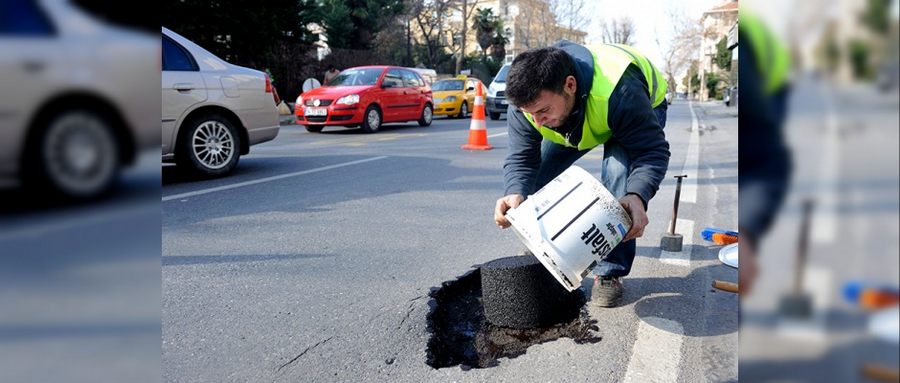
[519,75,577,129]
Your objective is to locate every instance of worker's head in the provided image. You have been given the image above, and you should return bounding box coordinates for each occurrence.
[327,64,336,71]
[506,47,578,129]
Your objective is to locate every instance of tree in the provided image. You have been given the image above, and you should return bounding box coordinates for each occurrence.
[683,60,700,97]
[600,17,636,45]
[491,19,509,62]
[514,3,560,49]
[657,7,702,99]
[321,0,406,50]
[161,0,322,98]
[715,36,732,71]
[552,0,588,41]
[473,7,497,59]
[705,72,720,99]
[451,0,482,74]
[410,0,454,68]
[860,0,891,35]
[161,0,321,64]
[321,0,354,49]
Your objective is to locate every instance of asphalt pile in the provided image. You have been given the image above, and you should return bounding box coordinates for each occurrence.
[425,258,601,369]
[481,255,583,328]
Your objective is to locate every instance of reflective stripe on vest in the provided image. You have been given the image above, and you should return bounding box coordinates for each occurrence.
[523,44,668,150]
[741,12,791,94]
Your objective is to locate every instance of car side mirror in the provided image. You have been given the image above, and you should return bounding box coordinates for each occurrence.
[467,87,474,91]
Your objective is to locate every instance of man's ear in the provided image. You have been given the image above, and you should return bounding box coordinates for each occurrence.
[565,75,577,95]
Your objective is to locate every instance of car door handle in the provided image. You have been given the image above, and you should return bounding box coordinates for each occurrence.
[173,83,194,92]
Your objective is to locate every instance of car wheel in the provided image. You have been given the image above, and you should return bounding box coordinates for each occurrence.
[457,102,468,119]
[177,113,241,177]
[25,108,120,199]
[305,125,323,133]
[489,111,500,120]
[418,103,433,127]
[361,105,382,133]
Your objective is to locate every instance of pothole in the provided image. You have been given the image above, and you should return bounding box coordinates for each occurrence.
[425,258,602,370]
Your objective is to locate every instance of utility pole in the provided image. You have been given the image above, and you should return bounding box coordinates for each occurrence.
[455,0,467,75]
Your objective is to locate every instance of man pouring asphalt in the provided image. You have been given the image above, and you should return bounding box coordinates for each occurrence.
[494,41,670,307]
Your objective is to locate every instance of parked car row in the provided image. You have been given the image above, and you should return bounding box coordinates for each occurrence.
[161,30,513,181]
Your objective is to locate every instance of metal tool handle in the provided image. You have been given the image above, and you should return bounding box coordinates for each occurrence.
[794,199,815,293]
[712,280,739,294]
[669,175,688,235]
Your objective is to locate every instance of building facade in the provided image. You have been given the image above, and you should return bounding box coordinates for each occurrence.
[699,0,738,101]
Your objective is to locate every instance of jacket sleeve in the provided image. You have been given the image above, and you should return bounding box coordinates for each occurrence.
[607,65,671,208]
[503,105,543,197]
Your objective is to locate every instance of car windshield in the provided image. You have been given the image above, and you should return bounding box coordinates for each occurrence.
[493,65,510,83]
[329,68,383,86]
[432,80,464,91]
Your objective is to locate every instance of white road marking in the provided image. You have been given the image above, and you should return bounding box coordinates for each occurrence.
[623,315,685,383]
[659,218,695,267]
[487,131,508,138]
[803,265,832,313]
[161,156,388,202]
[681,102,700,203]
[0,203,157,241]
[775,265,832,342]
[813,90,839,244]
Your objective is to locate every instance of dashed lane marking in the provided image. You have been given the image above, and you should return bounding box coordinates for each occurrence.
[659,218,695,267]
[623,315,685,383]
[682,102,700,203]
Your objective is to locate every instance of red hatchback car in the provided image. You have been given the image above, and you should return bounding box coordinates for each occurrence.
[295,66,433,133]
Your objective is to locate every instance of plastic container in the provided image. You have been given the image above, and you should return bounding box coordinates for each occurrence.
[506,165,632,291]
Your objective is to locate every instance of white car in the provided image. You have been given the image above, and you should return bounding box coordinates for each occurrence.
[485,64,510,120]
[161,27,279,177]
[0,0,159,199]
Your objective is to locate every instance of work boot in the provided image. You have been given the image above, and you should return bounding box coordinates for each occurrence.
[591,276,624,307]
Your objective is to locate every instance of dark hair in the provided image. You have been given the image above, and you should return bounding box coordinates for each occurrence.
[505,47,575,107]
[327,64,336,70]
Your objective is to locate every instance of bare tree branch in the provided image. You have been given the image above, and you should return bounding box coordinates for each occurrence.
[600,16,636,45]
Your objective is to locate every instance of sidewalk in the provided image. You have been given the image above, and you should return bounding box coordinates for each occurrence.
[693,100,738,120]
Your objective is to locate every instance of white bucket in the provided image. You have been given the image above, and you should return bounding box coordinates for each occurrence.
[506,165,633,291]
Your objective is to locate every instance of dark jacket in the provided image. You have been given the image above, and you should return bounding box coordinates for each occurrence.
[503,41,670,209]
[737,30,791,243]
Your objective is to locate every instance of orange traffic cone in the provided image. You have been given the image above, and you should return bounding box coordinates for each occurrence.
[461,82,493,150]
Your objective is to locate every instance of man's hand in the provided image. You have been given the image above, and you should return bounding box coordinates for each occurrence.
[620,194,648,242]
[494,194,524,229]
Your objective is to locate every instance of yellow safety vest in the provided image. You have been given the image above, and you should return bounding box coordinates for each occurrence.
[523,43,668,150]
[740,11,791,94]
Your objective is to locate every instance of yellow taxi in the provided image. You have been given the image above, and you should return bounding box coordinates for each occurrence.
[431,77,482,118]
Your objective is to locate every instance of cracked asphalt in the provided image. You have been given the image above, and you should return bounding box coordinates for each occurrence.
[162,102,738,382]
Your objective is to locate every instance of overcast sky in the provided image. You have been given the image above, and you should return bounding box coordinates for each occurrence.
[584,0,725,76]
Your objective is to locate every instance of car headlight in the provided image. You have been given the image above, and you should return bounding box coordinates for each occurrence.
[296,95,303,106]
[433,97,442,104]
[336,94,360,105]
[444,96,457,103]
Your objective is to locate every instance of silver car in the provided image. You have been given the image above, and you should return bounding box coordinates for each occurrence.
[0,0,159,199]
[161,27,279,177]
